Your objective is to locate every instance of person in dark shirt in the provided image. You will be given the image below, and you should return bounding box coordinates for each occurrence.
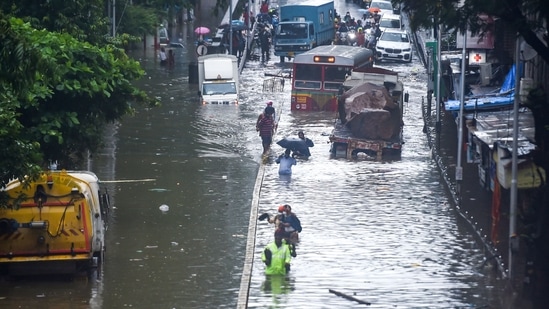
[293,130,314,158]
[257,108,275,156]
[259,27,272,62]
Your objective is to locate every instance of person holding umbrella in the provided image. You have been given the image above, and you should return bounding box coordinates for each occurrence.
[294,130,314,158]
[194,27,210,46]
[275,149,297,175]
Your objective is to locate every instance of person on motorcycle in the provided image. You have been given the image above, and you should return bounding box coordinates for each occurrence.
[349,18,357,28]
[333,31,343,45]
[337,23,349,45]
[338,22,349,33]
[356,27,366,47]
[343,11,352,23]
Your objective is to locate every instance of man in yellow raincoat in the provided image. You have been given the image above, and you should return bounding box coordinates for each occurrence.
[261,229,291,275]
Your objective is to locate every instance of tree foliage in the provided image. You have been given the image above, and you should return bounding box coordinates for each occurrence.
[0,0,110,45]
[0,14,157,189]
[396,0,549,64]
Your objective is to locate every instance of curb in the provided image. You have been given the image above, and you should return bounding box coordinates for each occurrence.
[236,157,266,309]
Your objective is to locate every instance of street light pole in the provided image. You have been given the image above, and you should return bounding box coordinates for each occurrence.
[435,23,442,134]
[509,34,521,280]
[456,28,467,200]
[229,0,233,55]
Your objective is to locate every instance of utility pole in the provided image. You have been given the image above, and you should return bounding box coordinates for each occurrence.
[229,0,233,55]
[509,34,521,280]
[456,28,467,201]
[435,23,442,134]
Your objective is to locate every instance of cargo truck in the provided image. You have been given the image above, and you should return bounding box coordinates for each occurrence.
[274,0,335,63]
[330,67,408,160]
[197,54,239,105]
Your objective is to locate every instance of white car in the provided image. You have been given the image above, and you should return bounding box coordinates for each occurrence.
[368,0,395,16]
[375,29,413,63]
[378,14,402,33]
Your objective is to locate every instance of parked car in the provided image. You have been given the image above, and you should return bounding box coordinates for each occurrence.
[158,25,169,46]
[375,29,412,63]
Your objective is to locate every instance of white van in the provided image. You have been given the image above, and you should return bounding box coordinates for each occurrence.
[378,14,402,32]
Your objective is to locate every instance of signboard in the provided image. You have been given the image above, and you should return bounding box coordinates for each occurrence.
[456,15,495,49]
[196,45,208,56]
[468,50,486,65]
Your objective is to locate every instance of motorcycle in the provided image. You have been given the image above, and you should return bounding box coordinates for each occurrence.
[346,29,357,46]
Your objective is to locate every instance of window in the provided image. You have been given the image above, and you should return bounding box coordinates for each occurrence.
[295,64,322,80]
[324,66,351,90]
[294,64,322,89]
[278,23,308,39]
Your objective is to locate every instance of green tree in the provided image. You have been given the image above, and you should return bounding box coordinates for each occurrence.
[115,4,158,39]
[0,15,156,189]
[396,0,549,64]
[0,0,110,45]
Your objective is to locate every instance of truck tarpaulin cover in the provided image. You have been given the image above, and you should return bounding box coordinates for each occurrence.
[339,82,402,140]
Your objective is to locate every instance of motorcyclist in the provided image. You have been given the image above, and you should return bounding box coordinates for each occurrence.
[338,22,349,33]
[356,27,366,47]
[343,11,352,23]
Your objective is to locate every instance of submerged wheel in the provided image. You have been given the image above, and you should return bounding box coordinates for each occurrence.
[87,247,105,280]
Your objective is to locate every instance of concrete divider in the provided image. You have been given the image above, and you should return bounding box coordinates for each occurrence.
[236,158,266,308]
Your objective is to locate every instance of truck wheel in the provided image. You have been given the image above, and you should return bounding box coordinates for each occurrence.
[280,56,285,63]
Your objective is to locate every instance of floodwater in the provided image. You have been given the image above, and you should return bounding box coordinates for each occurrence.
[0,2,506,309]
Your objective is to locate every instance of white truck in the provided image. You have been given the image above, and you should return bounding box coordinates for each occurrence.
[197,54,239,105]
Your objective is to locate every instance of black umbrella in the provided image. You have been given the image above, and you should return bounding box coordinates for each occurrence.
[277,137,309,154]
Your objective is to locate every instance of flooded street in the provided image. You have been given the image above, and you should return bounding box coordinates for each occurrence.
[246,61,504,308]
[0,2,506,309]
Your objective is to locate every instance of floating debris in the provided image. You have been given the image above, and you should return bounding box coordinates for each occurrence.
[159,204,170,212]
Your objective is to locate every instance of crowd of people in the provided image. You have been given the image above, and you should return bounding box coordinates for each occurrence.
[255,98,315,276]
[259,204,302,275]
[333,10,383,50]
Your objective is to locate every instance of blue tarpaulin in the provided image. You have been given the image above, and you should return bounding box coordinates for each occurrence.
[500,64,515,93]
[445,64,517,112]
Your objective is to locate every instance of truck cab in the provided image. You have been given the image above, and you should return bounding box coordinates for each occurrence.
[274,0,335,63]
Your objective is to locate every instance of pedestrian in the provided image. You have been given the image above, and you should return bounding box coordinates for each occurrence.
[243,4,250,28]
[257,107,275,156]
[168,49,175,67]
[293,130,314,158]
[237,31,246,58]
[231,31,240,56]
[259,27,271,62]
[256,101,276,132]
[261,229,292,275]
[159,47,167,65]
[279,204,302,245]
[275,149,297,175]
